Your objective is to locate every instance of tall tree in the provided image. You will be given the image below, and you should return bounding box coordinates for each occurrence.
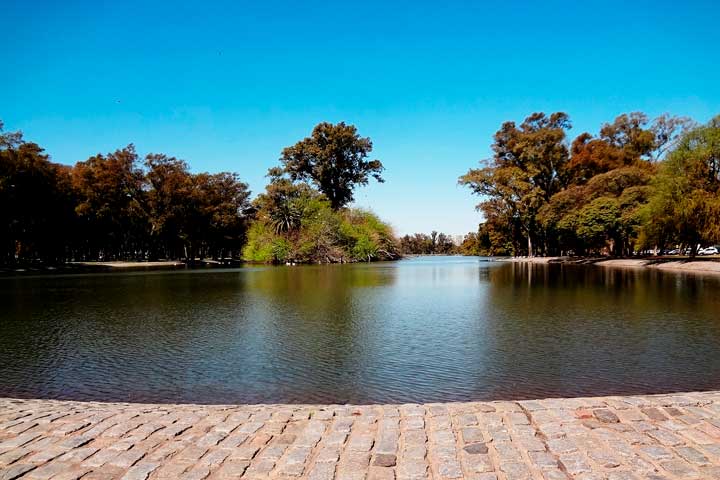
[72,145,148,260]
[460,112,571,256]
[145,154,194,258]
[280,122,384,209]
[0,124,75,264]
[193,171,251,259]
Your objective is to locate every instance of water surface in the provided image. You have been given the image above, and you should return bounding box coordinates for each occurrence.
[2,256,720,404]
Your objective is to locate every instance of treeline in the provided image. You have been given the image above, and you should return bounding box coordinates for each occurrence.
[399,231,486,256]
[0,123,251,265]
[460,112,720,257]
[0,120,398,266]
[399,231,456,254]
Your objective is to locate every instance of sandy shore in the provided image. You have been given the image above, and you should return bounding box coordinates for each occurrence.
[70,261,185,269]
[504,256,720,274]
[598,258,720,273]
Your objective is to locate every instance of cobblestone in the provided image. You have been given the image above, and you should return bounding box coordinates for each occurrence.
[3,392,720,478]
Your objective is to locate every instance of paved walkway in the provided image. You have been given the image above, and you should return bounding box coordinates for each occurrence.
[3,392,720,480]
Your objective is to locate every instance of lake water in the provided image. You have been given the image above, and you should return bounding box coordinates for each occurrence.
[1,256,720,404]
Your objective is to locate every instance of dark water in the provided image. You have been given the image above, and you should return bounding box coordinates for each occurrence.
[2,257,720,404]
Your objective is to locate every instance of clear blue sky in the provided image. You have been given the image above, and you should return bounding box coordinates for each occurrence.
[4,0,719,235]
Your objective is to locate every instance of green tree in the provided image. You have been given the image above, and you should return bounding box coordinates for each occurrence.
[575,197,621,254]
[254,168,322,234]
[642,116,720,255]
[460,112,572,256]
[280,122,384,209]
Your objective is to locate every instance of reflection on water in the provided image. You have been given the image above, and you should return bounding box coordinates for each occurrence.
[1,257,720,404]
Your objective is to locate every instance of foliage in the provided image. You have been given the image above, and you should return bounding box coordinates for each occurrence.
[0,125,76,264]
[243,180,399,263]
[640,116,720,255]
[399,231,456,254]
[1,119,396,266]
[280,122,384,209]
[461,111,697,257]
[0,123,251,265]
[459,112,572,256]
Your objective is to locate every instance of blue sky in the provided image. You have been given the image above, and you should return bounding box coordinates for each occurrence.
[3,0,719,235]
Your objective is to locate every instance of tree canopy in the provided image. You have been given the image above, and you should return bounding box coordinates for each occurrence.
[461,111,708,257]
[1,124,252,265]
[280,122,384,209]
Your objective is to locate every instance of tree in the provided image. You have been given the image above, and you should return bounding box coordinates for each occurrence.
[574,197,621,254]
[598,112,656,161]
[565,113,691,185]
[145,154,193,258]
[145,154,251,260]
[461,112,697,257]
[0,125,76,264]
[194,172,251,259]
[399,231,456,254]
[280,122,384,209]
[642,116,720,255]
[254,167,323,234]
[460,112,572,256]
[72,145,148,260]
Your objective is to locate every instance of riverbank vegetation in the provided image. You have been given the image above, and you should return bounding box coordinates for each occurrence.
[0,120,398,266]
[460,113,720,257]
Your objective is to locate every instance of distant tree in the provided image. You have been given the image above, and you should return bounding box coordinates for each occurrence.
[0,120,252,265]
[458,232,480,256]
[399,231,456,254]
[598,112,656,161]
[649,114,695,161]
[539,166,653,256]
[461,112,697,257]
[280,122,384,209]
[245,171,397,264]
[399,233,432,254]
[435,232,454,254]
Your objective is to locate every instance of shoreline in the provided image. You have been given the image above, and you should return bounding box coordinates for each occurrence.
[0,260,238,277]
[503,256,720,275]
[2,391,720,478]
[0,256,406,277]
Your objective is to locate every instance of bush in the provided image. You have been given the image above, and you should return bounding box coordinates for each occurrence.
[242,203,398,264]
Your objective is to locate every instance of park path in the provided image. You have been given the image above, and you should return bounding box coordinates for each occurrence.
[3,391,720,479]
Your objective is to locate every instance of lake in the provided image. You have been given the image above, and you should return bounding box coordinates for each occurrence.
[1,256,720,404]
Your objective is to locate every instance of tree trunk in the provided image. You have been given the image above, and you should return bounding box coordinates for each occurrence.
[527,235,533,258]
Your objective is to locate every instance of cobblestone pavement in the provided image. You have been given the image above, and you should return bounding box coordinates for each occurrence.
[3,392,720,480]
